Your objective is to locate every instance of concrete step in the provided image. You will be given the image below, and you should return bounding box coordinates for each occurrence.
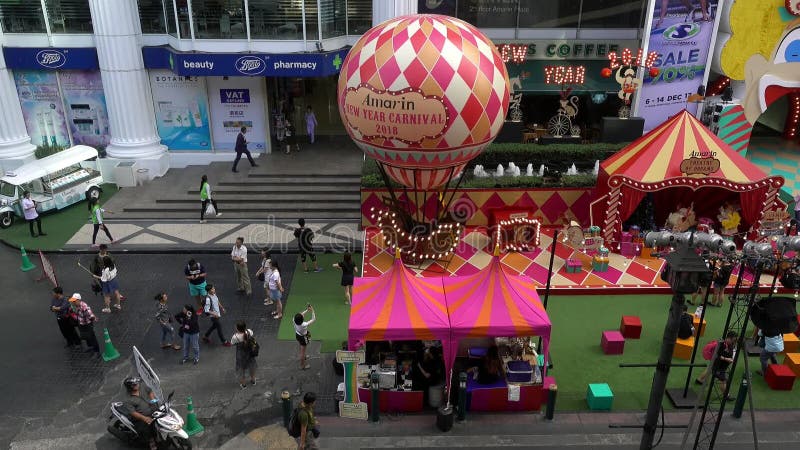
[158,197,360,204]
[247,173,360,179]
[110,211,362,220]
[149,200,358,208]
[219,176,361,186]
[187,187,360,195]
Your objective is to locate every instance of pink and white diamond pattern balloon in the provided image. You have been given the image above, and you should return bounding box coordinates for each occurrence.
[338,14,510,190]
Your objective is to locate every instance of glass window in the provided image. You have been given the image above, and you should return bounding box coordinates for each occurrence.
[138,0,167,34]
[346,0,371,35]
[248,0,303,40]
[44,0,92,33]
[0,0,47,33]
[518,0,580,28]
[320,0,345,39]
[192,0,246,39]
[579,0,645,28]
[0,182,16,198]
[456,0,519,28]
[304,0,318,40]
[175,0,190,38]
[166,0,177,36]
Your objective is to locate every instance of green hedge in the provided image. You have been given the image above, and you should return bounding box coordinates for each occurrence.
[361,142,622,188]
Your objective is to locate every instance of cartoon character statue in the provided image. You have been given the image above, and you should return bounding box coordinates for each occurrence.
[717,202,741,236]
[666,203,697,232]
[616,67,641,105]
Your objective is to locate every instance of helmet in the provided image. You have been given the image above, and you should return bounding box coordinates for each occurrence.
[123,377,142,392]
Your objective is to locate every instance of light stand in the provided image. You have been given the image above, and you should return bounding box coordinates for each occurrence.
[640,233,712,450]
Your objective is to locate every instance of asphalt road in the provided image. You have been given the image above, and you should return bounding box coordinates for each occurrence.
[0,244,336,449]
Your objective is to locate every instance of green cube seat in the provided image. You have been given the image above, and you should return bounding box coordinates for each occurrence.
[587,383,614,410]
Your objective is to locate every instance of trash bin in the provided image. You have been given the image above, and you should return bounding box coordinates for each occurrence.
[113,161,138,187]
[136,168,150,186]
[436,405,454,432]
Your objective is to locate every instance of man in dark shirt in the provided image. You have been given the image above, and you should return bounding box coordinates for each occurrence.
[184,259,208,307]
[677,305,695,339]
[232,126,258,172]
[294,218,321,273]
[50,286,80,347]
[122,377,157,448]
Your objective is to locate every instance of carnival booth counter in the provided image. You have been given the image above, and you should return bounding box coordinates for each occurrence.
[348,256,453,413]
[348,251,554,413]
[443,256,552,412]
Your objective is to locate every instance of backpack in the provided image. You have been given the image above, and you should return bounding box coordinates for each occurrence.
[702,340,718,361]
[246,333,260,358]
[287,407,302,437]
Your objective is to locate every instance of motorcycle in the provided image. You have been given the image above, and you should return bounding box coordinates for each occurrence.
[107,391,192,449]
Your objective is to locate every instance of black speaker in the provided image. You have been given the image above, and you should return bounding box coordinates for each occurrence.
[601,117,645,143]
[750,296,799,336]
[436,406,454,432]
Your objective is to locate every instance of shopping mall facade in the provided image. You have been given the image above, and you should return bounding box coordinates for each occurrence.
[0,0,674,179]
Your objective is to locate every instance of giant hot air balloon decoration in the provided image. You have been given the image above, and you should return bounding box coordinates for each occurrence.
[338,14,510,263]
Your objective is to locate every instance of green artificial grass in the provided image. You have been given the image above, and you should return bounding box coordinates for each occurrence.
[547,294,800,411]
[0,184,118,251]
[278,253,361,353]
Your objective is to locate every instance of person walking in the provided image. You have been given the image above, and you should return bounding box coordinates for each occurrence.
[231,321,257,388]
[176,304,200,365]
[695,331,737,399]
[154,292,180,350]
[794,192,800,224]
[231,237,252,296]
[756,333,784,376]
[202,284,231,346]
[268,260,285,319]
[90,244,125,300]
[296,392,319,450]
[284,118,298,154]
[88,197,114,247]
[69,293,100,356]
[333,252,358,305]
[232,126,258,172]
[185,258,208,309]
[22,191,46,237]
[199,175,221,223]
[304,106,318,144]
[50,286,80,347]
[294,305,316,370]
[294,219,321,273]
[92,256,122,313]
[255,249,272,306]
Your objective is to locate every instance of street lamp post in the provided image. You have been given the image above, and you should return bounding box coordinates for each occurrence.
[640,234,712,450]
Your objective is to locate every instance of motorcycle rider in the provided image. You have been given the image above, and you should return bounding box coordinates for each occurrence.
[122,377,158,449]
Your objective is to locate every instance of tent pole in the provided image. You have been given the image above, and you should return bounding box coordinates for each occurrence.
[538,229,559,354]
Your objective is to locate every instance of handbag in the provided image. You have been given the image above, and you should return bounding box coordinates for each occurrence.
[257,272,266,282]
[204,202,216,216]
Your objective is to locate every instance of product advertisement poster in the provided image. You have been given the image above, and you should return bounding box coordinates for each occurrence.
[638,0,721,131]
[207,76,267,152]
[59,71,111,148]
[148,70,212,150]
[13,70,70,148]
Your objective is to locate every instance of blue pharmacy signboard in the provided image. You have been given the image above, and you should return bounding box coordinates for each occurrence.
[142,46,349,77]
[3,47,99,70]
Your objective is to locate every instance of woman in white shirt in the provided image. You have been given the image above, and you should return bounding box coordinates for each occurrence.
[230,321,257,388]
[255,249,272,306]
[92,256,121,313]
[293,305,316,370]
[268,260,285,319]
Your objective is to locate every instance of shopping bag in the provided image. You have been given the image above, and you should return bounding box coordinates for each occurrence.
[204,202,216,216]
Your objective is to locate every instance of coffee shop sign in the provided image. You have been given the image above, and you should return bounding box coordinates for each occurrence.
[497,41,631,64]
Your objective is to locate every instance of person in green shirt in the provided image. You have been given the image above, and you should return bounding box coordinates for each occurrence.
[88,197,114,247]
[199,174,221,224]
[297,392,319,450]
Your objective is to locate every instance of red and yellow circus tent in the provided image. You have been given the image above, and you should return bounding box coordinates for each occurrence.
[591,110,784,246]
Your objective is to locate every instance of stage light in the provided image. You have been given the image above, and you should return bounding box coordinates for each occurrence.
[645,231,675,248]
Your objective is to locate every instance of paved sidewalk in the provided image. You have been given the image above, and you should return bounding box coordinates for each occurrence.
[63,219,363,251]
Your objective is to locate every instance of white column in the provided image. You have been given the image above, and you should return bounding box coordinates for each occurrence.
[89,0,166,161]
[0,48,36,167]
[372,0,417,26]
